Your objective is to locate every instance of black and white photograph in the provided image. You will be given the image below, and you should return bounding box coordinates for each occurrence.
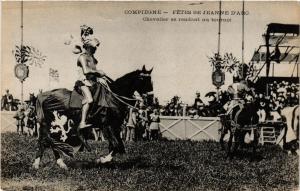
[1,1,299,190]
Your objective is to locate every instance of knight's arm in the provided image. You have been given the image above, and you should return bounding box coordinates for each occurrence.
[78,55,89,75]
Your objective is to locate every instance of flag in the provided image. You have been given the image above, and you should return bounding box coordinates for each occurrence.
[49,68,59,82]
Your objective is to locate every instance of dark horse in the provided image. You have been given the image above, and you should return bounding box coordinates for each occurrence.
[219,100,260,159]
[32,66,153,169]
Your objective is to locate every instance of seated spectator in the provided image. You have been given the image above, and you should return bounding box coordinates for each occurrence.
[268,102,282,122]
[256,93,267,123]
[290,83,298,94]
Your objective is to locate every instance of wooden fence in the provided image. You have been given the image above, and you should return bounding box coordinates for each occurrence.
[159,116,221,141]
[1,111,16,133]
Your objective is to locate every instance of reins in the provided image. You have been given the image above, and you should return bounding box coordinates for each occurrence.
[100,80,140,109]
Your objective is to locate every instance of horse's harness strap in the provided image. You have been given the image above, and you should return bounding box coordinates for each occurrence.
[99,82,139,110]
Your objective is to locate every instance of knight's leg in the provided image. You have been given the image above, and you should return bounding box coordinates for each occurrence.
[79,86,93,129]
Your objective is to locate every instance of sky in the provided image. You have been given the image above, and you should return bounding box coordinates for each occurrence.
[1,1,299,104]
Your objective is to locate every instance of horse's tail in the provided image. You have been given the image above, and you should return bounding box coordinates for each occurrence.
[35,94,45,124]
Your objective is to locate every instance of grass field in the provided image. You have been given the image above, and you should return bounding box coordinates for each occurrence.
[1,132,299,191]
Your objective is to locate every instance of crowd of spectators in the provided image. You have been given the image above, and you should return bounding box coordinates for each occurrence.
[159,92,229,118]
[256,81,299,122]
[157,81,299,121]
[2,91,38,136]
[121,98,161,142]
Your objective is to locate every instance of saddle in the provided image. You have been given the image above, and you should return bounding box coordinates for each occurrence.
[69,80,120,110]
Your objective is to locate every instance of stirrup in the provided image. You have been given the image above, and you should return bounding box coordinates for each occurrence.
[78,122,92,129]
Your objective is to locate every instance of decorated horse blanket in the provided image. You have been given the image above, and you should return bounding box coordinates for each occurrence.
[36,82,120,123]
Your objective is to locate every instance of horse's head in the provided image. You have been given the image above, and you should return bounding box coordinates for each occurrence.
[134,65,153,95]
[113,65,153,98]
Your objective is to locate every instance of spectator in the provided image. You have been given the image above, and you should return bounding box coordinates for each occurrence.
[255,93,267,123]
[120,119,127,141]
[149,109,160,140]
[14,106,25,135]
[194,91,206,116]
[3,90,13,111]
[126,107,138,142]
[25,106,37,136]
[136,103,148,141]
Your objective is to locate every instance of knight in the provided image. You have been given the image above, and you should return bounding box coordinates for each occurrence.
[225,72,254,116]
[75,25,106,129]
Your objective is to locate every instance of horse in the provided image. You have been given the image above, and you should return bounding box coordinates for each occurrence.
[276,105,299,155]
[32,66,153,170]
[219,99,260,159]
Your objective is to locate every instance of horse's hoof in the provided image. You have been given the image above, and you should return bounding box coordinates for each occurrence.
[96,155,113,164]
[58,164,68,170]
[60,165,68,170]
[32,158,40,169]
[57,159,68,170]
[32,163,39,169]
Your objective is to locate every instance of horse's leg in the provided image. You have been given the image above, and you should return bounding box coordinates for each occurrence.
[219,127,226,151]
[252,128,259,160]
[227,130,233,159]
[232,130,241,157]
[92,128,98,141]
[52,149,68,170]
[33,122,49,169]
[33,139,45,169]
[97,123,125,164]
[77,129,91,152]
[34,120,38,137]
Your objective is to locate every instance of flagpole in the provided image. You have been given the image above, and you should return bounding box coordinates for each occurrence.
[241,0,245,79]
[20,0,24,104]
[216,0,222,101]
[217,1,222,56]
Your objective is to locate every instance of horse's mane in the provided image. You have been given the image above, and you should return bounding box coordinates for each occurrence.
[111,70,140,88]
[114,70,140,84]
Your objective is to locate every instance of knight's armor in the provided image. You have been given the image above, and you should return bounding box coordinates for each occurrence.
[77,53,98,87]
[226,81,250,116]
